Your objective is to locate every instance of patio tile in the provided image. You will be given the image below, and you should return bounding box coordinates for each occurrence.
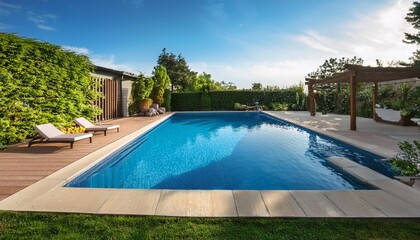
[0,179,63,211]
[97,189,161,215]
[290,191,345,217]
[208,191,237,217]
[21,187,111,213]
[155,190,189,216]
[186,191,212,217]
[233,191,269,217]
[326,157,359,169]
[323,191,385,217]
[356,190,420,217]
[367,180,420,209]
[260,191,305,217]
[344,165,390,182]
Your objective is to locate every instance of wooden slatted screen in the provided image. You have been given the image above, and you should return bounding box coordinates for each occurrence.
[92,77,119,122]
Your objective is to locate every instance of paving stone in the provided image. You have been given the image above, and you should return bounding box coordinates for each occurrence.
[260,191,305,217]
[233,191,269,217]
[291,191,345,217]
[155,190,189,216]
[323,191,385,217]
[356,190,420,217]
[368,180,420,209]
[21,187,111,213]
[97,189,161,215]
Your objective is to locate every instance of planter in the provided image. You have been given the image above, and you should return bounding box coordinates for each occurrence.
[139,99,153,111]
[394,176,420,187]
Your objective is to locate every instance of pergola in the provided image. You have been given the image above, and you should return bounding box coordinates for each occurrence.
[305,64,420,130]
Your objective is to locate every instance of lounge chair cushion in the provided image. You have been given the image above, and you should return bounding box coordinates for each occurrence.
[34,123,93,141]
[74,117,95,128]
[75,117,120,135]
[35,123,68,139]
[75,117,120,131]
[83,125,120,131]
[48,133,93,142]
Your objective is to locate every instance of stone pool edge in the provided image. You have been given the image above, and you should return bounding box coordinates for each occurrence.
[0,111,419,218]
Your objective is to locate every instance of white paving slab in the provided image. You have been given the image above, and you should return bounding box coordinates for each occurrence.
[155,190,189,216]
[323,191,385,217]
[356,190,420,217]
[21,187,111,213]
[260,191,305,217]
[368,180,420,209]
[233,191,270,217]
[291,191,345,217]
[97,189,161,215]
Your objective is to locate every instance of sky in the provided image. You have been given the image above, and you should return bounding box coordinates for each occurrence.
[0,0,417,88]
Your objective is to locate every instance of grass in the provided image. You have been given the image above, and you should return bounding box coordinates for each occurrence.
[1,211,420,239]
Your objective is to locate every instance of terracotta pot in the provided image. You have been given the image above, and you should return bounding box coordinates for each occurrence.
[139,99,152,111]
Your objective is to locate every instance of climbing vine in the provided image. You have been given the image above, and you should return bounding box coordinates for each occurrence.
[0,33,100,145]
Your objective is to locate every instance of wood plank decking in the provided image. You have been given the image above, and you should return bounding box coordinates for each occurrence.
[0,115,168,201]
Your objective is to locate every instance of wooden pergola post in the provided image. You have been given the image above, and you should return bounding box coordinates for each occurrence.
[350,75,357,131]
[304,65,420,130]
[372,82,378,121]
[308,82,316,116]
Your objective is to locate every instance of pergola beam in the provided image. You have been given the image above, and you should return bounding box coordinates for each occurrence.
[305,64,420,131]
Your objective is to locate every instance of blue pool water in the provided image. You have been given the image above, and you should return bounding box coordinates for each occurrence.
[66,112,395,190]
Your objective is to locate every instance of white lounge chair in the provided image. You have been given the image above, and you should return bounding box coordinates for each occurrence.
[29,123,93,149]
[75,117,120,136]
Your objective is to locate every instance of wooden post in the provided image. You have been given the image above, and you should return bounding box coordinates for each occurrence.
[308,82,316,116]
[372,82,378,121]
[350,75,357,130]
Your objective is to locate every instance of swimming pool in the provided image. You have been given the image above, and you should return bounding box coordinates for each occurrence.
[66,112,394,190]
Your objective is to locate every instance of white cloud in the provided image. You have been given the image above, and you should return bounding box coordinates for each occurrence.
[293,0,416,65]
[0,22,10,30]
[208,0,417,89]
[0,1,20,16]
[62,45,90,55]
[91,54,139,75]
[28,11,57,31]
[191,60,317,89]
[294,30,337,53]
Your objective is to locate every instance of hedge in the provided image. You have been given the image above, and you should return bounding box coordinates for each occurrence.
[0,33,100,145]
[171,90,306,111]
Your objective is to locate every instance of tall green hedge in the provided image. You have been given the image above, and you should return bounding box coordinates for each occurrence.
[0,33,100,145]
[171,90,307,111]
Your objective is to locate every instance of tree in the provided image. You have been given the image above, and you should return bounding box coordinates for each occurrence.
[218,81,237,91]
[251,82,263,91]
[404,1,420,67]
[307,57,364,114]
[129,73,154,114]
[157,48,195,91]
[264,85,281,91]
[307,57,363,79]
[151,65,171,105]
[375,59,404,67]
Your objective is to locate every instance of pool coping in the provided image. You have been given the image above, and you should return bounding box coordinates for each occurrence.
[0,111,419,218]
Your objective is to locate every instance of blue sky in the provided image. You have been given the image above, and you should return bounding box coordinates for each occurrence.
[0,0,416,88]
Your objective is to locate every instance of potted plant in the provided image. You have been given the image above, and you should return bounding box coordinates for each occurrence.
[391,140,420,186]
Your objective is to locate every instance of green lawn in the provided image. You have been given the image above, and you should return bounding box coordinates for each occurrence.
[1,212,420,239]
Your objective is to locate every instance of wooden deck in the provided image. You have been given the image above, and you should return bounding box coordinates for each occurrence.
[0,115,168,201]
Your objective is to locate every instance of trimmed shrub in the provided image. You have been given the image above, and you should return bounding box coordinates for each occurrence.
[163,89,171,112]
[171,90,307,111]
[0,33,99,145]
[171,92,202,111]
